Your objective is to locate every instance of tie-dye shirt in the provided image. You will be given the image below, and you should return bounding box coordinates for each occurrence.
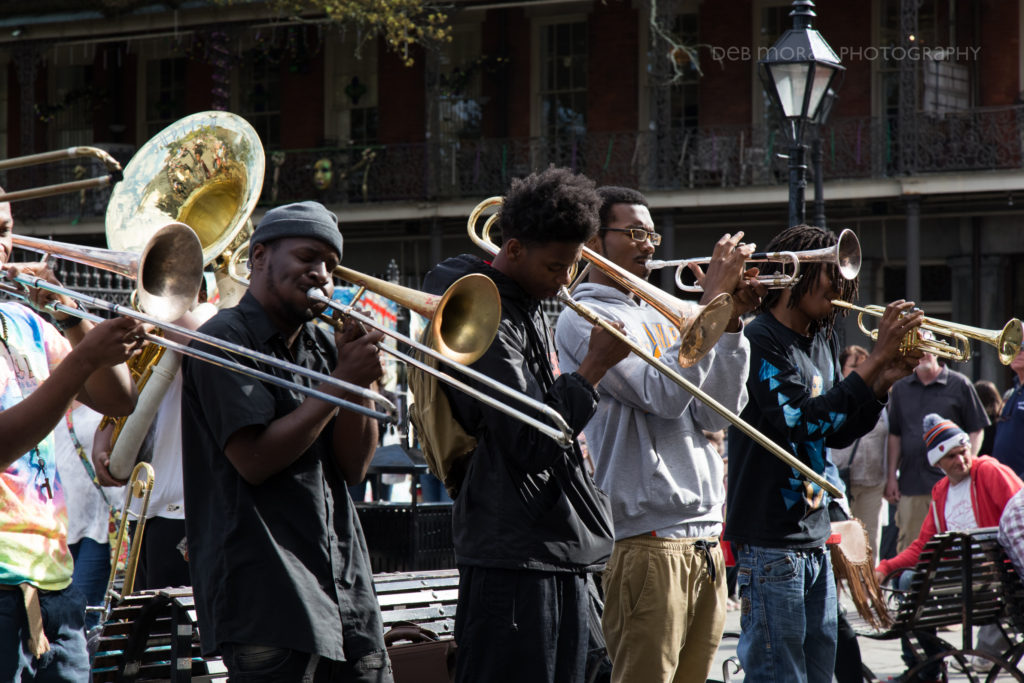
[0,301,74,590]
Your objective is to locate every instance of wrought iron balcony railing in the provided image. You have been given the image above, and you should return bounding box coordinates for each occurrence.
[4,106,1024,223]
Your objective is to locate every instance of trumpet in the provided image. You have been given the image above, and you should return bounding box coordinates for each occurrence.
[469,197,843,498]
[648,228,862,293]
[831,300,1023,365]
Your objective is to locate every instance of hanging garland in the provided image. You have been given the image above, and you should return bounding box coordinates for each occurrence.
[439,55,509,97]
[34,87,108,123]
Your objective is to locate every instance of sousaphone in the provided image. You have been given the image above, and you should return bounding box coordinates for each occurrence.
[102,112,266,479]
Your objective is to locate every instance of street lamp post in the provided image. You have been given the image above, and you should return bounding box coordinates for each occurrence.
[759,0,844,227]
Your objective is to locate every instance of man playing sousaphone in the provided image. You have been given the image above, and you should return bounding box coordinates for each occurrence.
[554,186,765,683]
[725,224,923,682]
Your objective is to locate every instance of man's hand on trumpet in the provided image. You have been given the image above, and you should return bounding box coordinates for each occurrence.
[847,299,925,400]
[686,231,768,332]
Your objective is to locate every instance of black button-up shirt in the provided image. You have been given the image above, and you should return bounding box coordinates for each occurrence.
[181,292,384,661]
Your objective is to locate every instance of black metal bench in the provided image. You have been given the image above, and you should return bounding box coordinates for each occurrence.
[375,568,459,683]
[89,571,461,682]
[862,528,1024,681]
[90,587,226,682]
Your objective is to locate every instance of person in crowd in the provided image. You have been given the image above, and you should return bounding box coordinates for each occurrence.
[724,223,922,682]
[876,413,1022,680]
[886,338,989,553]
[974,379,1002,458]
[875,412,1022,576]
[93,294,217,591]
[831,344,889,564]
[998,486,1024,581]
[0,194,143,681]
[421,167,631,683]
[993,348,1024,476]
[52,401,121,631]
[181,201,393,681]
[554,185,763,683]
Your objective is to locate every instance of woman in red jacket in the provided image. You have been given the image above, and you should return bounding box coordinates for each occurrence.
[876,413,1023,580]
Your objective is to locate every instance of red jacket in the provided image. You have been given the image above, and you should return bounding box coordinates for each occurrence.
[876,455,1023,576]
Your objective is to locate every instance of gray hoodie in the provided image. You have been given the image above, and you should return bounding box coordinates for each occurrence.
[554,282,750,540]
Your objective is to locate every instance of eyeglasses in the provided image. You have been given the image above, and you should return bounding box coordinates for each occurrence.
[601,227,662,246]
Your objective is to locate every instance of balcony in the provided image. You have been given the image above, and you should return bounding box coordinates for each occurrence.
[5,105,1024,224]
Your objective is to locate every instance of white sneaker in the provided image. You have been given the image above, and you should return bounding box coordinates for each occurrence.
[970,655,996,673]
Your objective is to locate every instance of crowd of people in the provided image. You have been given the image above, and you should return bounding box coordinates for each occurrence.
[1,167,1023,683]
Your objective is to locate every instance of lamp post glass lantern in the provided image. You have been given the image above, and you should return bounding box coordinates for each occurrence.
[759,0,844,227]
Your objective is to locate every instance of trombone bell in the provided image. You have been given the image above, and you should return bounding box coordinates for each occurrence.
[13,222,203,322]
[333,265,501,366]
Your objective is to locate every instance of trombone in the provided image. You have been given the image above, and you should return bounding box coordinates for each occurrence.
[0,270,396,422]
[0,147,124,203]
[831,300,1023,365]
[648,228,862,293]
[469,197,843,499]
[224,250,576,447]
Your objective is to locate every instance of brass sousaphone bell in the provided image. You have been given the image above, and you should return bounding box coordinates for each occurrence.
[102,111,265,478]
[106,110,265,309]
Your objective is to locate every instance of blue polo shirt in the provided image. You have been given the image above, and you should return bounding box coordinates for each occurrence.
[994,378,1024,477]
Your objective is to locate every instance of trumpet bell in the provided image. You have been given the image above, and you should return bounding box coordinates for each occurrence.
[998,318,1024,365]
[835,229,862,282]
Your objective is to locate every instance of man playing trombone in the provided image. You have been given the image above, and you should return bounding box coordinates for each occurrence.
[181,201,393,682]
[554,185,765,683]
[0,196,144,681]
[424,168,631,683]
[724,224,923,682]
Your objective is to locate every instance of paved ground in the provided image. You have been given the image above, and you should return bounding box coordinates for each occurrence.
[707,595,1021,682]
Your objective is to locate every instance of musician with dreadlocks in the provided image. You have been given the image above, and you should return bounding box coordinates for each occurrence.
[723,224,923,682]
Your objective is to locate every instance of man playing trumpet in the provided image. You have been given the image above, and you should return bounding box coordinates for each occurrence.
[725,224,923,682]
[554,186,764,683]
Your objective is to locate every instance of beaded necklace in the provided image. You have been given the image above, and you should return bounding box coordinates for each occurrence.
[0,309,52,499]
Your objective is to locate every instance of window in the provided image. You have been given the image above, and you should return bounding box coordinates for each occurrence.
[327,37,379,146]
[438,26,484,144]
[238,54,281,148]
[883,263,952,313]
[539,21,587,144]
[145,58,187,137]
[50,65,94,148]
[666,12,700,132]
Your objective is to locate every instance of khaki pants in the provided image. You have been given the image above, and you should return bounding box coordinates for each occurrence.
[602,534,726,683]
[850,483,885,565]
[896,494,933,553]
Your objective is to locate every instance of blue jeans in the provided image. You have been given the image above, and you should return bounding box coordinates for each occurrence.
[70,539,110,630]
[0,584,91,682]
[734,544,838,683]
